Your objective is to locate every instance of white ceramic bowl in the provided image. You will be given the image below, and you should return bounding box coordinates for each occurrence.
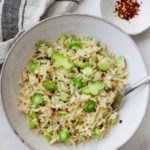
[100,0,150,35]
[1,14,149,150]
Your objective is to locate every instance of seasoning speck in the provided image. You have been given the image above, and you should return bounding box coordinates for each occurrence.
[119,120,123,123]
[114,0,141,20]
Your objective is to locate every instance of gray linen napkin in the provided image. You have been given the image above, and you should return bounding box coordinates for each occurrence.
[0,0,82,64]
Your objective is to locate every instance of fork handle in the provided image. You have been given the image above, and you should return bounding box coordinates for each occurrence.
[124,76,150,96]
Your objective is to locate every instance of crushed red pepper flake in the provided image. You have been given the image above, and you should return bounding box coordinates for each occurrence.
[51,108,56,117]
[114,0,141,20]
[65,108,69,112]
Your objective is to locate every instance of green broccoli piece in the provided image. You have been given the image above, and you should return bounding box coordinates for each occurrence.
[75,58,89,69]
[42,128,52,142]
[51,51,73,72]
[117,56,126,68]
[28,61,39,73]
[98,58,111,71]
[68,40,82,49]
[83,67,93,76]
[93,128,105,138]
[71,77,84,88]
[81,81,105,95]
[43,80,57,91]
[60,92,68,102]
[27,111,37,129]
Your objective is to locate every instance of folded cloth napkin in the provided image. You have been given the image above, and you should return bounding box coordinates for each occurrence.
[0,0,82,64]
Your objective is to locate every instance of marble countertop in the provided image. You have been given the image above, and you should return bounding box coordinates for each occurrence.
[0,0,150,149]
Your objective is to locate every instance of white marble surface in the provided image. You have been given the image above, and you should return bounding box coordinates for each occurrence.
[0,0,150,149]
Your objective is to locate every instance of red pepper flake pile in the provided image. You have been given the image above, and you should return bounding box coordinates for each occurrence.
[114,0,141,20]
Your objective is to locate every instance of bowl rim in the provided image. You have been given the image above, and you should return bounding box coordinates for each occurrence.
[0,13,149,150]
[100,0,150,35]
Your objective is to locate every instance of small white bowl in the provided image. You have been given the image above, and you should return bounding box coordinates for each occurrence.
[100,0,150,35]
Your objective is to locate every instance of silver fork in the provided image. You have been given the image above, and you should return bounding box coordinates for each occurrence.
[112,76,150,111]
